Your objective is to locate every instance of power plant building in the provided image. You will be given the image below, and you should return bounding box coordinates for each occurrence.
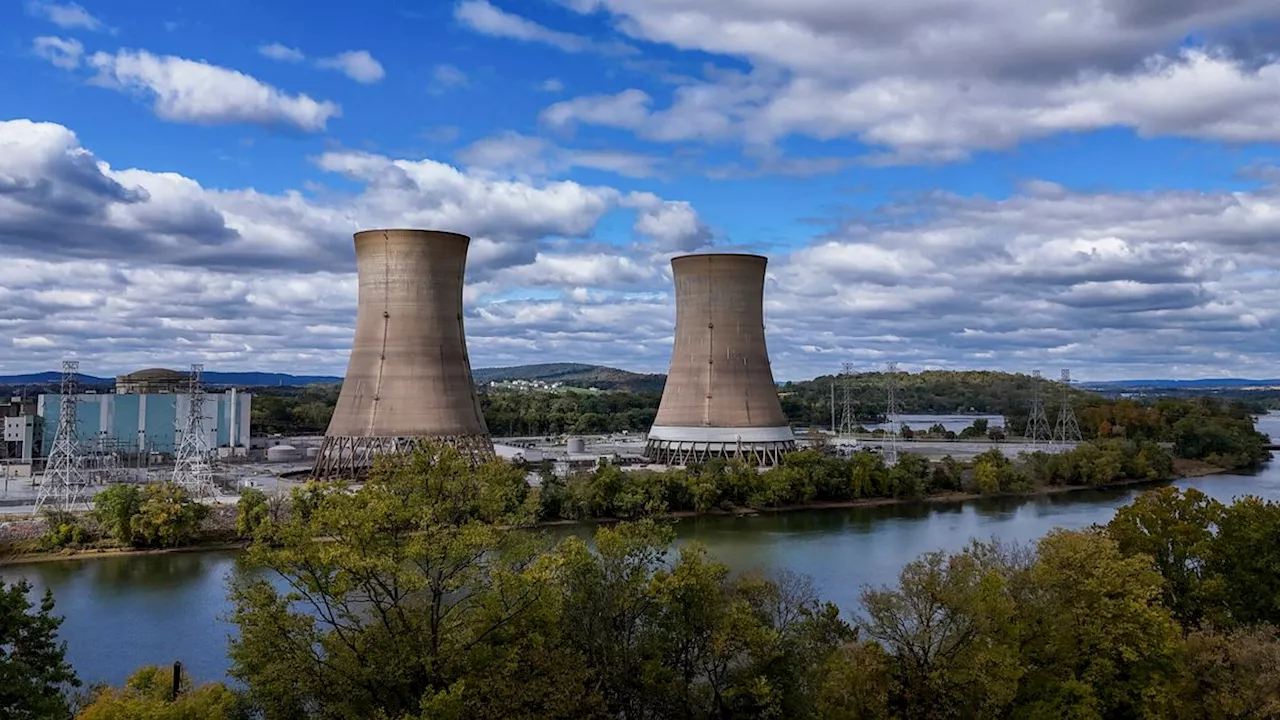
[313,229,493,479]
[645,253,795,466]
[36,391,251,458]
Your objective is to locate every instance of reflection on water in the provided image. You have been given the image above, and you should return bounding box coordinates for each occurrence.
[5,454,1278,688]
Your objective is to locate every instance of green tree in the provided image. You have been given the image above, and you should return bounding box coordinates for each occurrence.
[228,445,558,720]
[76,665,249,720]
[234,488,269,539]
[0,579,79,720]
[1207,496,1280,626]
[1106,486,1225,625]
[1014,529,1182,717]
[129,483,210,549]
[91,484,143,544]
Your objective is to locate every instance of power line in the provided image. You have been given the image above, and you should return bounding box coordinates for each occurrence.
[884,362,903,466]
[838,361,857,437]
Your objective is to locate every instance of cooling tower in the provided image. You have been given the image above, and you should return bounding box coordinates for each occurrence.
[312,229,492,479]
[645,253,795,466]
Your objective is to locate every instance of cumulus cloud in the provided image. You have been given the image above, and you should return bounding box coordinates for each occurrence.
[429,63,470,93]
[546,0,1280,160]
[25,1,111,32]
[79,49,341,131]
[457,131,662,178]
[3,118,1279,380]
[258,42,305,62]
[454,0,635,54]
[316,50,385,84]
[32,36,84,69]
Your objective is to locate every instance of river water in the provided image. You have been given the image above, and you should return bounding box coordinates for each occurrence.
[6,414,1278,689]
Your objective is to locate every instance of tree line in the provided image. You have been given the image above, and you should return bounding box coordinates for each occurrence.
[5,445,1280,719]
[537,438,1176,521]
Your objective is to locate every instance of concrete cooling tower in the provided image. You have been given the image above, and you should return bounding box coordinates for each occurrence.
[312,229,493,479]
[645,253,796,466]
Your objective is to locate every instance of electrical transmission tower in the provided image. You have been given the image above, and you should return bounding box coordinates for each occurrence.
[837,361,858,436]
[172,363,218,499]
[1053,369,1082,449]
[36,361,88,513]
[1025,370,1052,446]
[884,362,903,465]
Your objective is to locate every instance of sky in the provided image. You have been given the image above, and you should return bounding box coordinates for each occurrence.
[1,0,1279,382]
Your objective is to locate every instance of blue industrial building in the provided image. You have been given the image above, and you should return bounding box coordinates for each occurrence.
[37,391,252,457]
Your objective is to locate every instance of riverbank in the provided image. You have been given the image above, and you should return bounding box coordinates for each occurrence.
[1,460,1234,566]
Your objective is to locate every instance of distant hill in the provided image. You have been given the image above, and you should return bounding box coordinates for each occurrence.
[0,371,341,390]
[1080,378,1280,389]
[0,364,661,393]
[473,363,666,393]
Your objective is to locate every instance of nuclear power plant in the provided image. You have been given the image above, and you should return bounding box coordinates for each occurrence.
[644,253,796,466]
[312,229,493,479]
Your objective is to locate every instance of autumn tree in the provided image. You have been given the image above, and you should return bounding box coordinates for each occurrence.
[76,665,248,720]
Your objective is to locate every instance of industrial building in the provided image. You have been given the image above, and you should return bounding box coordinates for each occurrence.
[313,228,494,479]
[2,397,38,471]
[645,253,796,466]
[37,389,251,459]
[114,368,190,394]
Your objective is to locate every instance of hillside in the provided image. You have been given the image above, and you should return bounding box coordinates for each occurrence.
[473,363,666,393]
[780,370,1098,427]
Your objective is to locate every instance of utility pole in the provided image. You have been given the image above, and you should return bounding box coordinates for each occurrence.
[1025,370,1052,447]
[1053,369,1082,449]
[885,362,902,466]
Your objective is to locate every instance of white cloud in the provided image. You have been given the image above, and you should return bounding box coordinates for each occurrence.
[81,49,341,131]
[258,43,305,63]
[2,118,1280,379]
[545,0,1280,160]
[316,50,385,84]
[633,200,712,251]
[429,64,470,93]
[540,77,565,93]
[455,0,591,52]
[32,36,84,69]
[25,1,111,32]
[457,131,661,178]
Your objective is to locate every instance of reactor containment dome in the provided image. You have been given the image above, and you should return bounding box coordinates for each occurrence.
[312,229,493,479]
[645,253,796,466]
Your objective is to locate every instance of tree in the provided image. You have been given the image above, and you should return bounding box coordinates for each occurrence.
[1169,624,1280,719]
[228,445,558,719]
[130,483,210,549]
[91,484,143,544]
[76,665,248,720]
[1207,495,1280,627]
[234,488,269,538]
[0,579,79,720]
[1106,486,1225,625]
[1013,529,1182,717]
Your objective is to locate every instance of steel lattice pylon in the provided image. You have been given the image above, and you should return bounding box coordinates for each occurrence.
[1025,370,1052,446]
[884,362,903,466]
[837,361,858,437]
[35,360,88,513]
[172,364,218,498]
[1053,368,1083,449]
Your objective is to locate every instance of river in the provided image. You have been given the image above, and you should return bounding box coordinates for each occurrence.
[5,414,1278,689]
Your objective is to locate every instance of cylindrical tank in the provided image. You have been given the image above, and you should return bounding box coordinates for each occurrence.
[305,446,320,459]
[567,437,586,454]
[267,445,300,463]
[645,253,795,466]
[313,229,493,479]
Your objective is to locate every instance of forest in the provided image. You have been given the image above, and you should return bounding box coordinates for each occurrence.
[6,445,1280,719]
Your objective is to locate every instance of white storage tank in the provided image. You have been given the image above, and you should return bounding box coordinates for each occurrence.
[266,444,300,463]
[305,446,320,459]
[567,437,586,453]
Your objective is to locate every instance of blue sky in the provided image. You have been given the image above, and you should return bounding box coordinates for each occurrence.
[1,0,1279,381]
